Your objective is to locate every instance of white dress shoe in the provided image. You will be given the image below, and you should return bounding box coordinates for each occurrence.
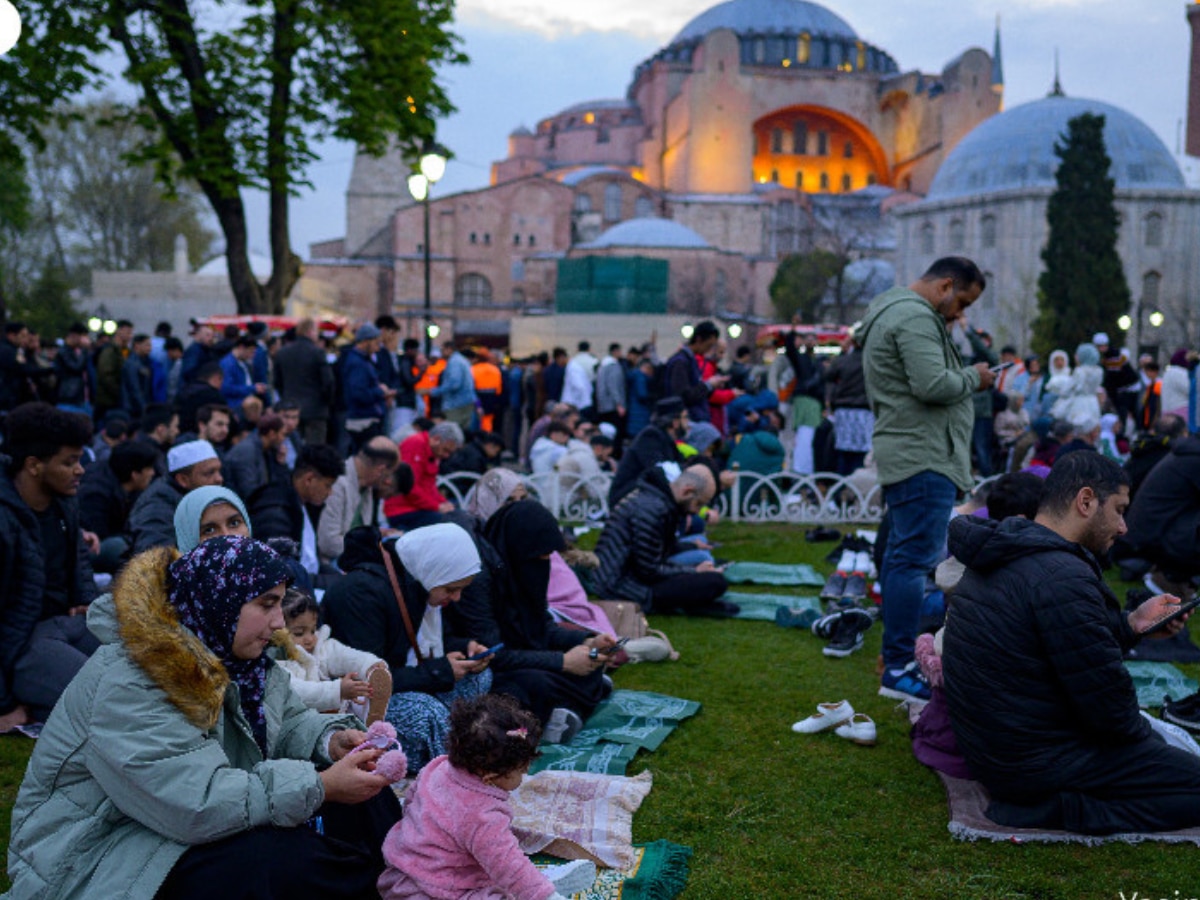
[834,713,877,746]
[791,700,854,734]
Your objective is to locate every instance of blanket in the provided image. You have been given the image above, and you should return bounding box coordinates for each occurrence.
[722,591,820,622]
[534,840,693,900]
[532,690,701,775]
[512,770,652,869]
[721,562,824,587]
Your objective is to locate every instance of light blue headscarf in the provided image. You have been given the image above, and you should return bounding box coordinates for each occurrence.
[173,486,252,554]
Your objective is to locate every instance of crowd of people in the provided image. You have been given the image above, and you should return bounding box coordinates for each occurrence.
[5,248,1200,896]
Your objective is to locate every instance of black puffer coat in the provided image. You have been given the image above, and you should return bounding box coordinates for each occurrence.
[1118,434,1200,567]
[943,515,1148,799]
[593,467,691,610]
[608,424,681,508]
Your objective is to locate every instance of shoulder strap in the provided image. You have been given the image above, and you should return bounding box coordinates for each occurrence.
[380,542,424,662]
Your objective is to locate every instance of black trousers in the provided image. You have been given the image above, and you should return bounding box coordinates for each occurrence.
[493,665,607,726]
[650,571,729,614]
[985,734,1200,835]
[156,791,401,899]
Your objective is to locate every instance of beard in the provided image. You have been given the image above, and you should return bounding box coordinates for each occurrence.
[1078,519,1114,558]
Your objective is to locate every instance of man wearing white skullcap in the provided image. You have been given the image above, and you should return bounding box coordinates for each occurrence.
[127,440,224,552]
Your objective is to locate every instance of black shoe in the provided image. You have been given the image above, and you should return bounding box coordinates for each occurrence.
[805,526,841,543]
[1162,692,1200,732]
[823,609,872,658]
[694,600,740,618]
[820,571,848,602]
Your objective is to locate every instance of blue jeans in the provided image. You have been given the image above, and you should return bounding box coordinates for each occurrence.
[879,471,957,671]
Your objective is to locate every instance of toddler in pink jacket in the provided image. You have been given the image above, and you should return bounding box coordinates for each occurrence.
[378,693,595,900]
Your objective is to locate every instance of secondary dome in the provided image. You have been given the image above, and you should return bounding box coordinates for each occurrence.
[580,218,711,250]
[671,0,858,44]
[928,94,1185,200]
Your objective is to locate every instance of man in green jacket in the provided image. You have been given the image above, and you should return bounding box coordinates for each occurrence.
[858,257,995,702]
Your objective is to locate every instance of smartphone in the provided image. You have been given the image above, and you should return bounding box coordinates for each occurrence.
[598,637,631,655]
[467,643,503,661]
[1146,597,1200,633]
[989,361,1015,373]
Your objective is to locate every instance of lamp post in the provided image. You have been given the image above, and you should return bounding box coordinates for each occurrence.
[407,146,447,357]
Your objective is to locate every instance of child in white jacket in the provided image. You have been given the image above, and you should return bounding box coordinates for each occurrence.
[278,588,392,725]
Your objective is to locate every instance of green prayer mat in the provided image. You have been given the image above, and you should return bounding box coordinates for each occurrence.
[1124,660,1199,709]
[722,591,821,622]
[534,840,693,900]
[532,690,701,775]
[721,561,825,586]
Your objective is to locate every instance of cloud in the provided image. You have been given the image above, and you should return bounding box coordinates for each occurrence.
[457,0,707,40]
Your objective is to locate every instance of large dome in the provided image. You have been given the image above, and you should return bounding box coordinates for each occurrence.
[670,0,857,45]
[928,95,1185,200]
[579,218,711,250]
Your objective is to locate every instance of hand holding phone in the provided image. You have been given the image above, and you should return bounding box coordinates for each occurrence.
[1144,597,1200,634]
[989,361,1015,374]
[466,643,503,661]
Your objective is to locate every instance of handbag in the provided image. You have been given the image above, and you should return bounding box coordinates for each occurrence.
[381,541,423,662]
[591,599,679,662]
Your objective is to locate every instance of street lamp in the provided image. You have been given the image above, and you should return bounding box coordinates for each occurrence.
[727,323,743,339]
[1149,310,1165,328]
[1117,314,1132,332]
[407,144,447,356]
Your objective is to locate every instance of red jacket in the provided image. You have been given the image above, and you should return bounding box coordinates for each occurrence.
[700,357,735,435]
[384,432,445,518]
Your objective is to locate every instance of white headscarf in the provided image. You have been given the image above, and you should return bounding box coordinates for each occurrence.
[394,523,481,591]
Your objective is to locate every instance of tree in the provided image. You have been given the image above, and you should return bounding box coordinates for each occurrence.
[769,250,843,323]
[0,0,466,314]
[1031,113,1131,359]
[0,132,31,322]
[9,260,83,338]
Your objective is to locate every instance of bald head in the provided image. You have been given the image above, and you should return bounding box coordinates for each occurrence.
[672,465,716,513]
[356,436,399,489]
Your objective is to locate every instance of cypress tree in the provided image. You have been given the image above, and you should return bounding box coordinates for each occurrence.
[1031,112,1131,358]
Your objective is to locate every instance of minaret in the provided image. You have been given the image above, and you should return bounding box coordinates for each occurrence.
[1187,2,1200,157]
[991,14,1004,106]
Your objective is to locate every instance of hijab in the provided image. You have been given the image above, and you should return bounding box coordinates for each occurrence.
[483,500,566,648]
[174,486,252,554]
[168,536,290,754]
[1048,349,1069,374]
[465,468,526,521]
[394,523,481,591]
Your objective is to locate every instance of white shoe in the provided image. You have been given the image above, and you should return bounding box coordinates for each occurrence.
[834,713,877,746]
[791,700,854,734]
[543,708,584,745]
[544,859,597,896]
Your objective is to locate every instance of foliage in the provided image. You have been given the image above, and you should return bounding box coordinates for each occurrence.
[769,250,844,323]
[0,132,32,322]
[9,260,83,338]
[1032,113,1131,359]
[0,0,467,315]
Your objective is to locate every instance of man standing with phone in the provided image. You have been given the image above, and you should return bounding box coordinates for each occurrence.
[858,257,995,703]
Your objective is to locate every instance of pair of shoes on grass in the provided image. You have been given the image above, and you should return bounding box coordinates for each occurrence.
[790,699,876,746]
[812,608,873,658]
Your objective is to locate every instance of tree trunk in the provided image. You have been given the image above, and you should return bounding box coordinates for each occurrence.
[263,0,300,316]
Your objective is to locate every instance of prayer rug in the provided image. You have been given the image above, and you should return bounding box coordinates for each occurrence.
[1124,660,1199,708]
[534,840,693,900]
[940,771,1200,846]
[721,591,820,622]
[532,690,701,775]
[721,561,824,587]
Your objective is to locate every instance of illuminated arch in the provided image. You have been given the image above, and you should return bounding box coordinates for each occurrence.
[752,105,891,192]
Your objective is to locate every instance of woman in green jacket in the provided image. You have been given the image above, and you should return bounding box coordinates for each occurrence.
[5,536,398,899]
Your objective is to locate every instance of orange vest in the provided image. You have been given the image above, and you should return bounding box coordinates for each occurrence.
[417,358,446,415]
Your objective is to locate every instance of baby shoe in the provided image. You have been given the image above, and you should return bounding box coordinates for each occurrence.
[791,700,854,734]
[544,859,598,897]
[834,713,877,746]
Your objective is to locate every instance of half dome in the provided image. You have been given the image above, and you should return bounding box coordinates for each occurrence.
[928,95,1184,200]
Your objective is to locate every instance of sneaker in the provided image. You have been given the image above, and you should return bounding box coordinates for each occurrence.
[1162,692,1200,733]
[820,571,848,602]
[694,600,740,618]
[543,708,585,745]
[811,611,843,640]
[543,859,597,896]
[775,606,820,629]
[841,572,868,604]
[879,662,932,703]
[823,609,873,658]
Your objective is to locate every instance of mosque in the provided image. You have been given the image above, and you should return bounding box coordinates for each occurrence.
[305,0,1200,354]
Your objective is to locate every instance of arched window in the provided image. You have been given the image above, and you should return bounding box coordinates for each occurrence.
[603,183,622,222]
[469,232,477,244]
[795,171,805,190]
[793,121,808,156]
[635,196,654,218]
[771,128,784,154]
[819,172,829,191]
[455,273,493,308]
[513,234,521,246]
[771,169,779,183]
[843,140,854,159]
[528,234,536,247]
[981,214,997,248]
[816,131,828,156]
[1143,271,1162,307]
[949,219,965,251]
[841,173,852,192]
[1144,212,1164,248]
[574,194,592,213]
[920,221,935,255]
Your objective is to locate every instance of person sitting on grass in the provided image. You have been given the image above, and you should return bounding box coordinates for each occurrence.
[275,587,392,725]
[378,692,595,900]
[594,462,736,617]
[5,536,400,899]
[943,452,1200,834]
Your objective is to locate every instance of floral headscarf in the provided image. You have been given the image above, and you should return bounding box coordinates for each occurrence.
[465,468,526,522]
[169,536,290,755]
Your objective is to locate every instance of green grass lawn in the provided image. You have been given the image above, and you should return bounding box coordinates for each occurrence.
[2,523,1197,897]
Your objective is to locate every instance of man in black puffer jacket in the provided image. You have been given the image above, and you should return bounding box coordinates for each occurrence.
[594,463,732,616]
[944,451,1200,835]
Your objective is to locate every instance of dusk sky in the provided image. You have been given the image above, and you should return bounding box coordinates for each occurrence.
[254,0,1199,260]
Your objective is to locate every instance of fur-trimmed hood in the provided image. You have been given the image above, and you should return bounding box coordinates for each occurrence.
[89,547,229,731]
